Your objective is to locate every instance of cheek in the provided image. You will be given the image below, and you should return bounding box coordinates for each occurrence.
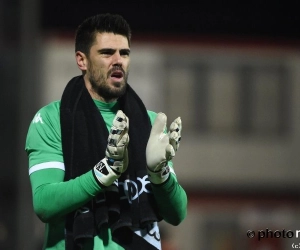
[124,60,130,70]
[90,57,107,68]
[90,62,106,74]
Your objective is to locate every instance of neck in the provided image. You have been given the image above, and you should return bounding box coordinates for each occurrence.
[89,91,118,103]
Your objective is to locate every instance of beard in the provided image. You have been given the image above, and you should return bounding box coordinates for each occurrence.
[88,64,128,100]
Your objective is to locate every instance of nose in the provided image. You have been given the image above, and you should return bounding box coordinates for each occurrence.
[112,51,123,66]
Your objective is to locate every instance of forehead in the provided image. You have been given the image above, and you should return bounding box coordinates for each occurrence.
[92,32,129,49]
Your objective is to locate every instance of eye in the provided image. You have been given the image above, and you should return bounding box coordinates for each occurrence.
[120,49,130,56]
[99,49,114,55]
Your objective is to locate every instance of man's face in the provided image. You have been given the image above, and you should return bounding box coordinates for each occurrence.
[85,32,130,102]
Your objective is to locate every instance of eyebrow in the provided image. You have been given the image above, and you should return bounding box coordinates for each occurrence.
[98,48,131,54]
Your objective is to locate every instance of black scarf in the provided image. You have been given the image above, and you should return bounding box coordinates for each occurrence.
[60,75,161,249]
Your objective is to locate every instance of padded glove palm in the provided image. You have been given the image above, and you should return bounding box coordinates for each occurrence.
[93,110,129,187]
[146,113,182,184]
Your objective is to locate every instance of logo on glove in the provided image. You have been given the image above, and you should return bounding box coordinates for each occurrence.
[95,161,109,175]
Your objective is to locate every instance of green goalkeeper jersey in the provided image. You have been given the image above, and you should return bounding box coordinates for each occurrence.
[25,99,187,250]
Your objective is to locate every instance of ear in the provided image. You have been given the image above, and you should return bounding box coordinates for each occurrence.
[75,51,87,71]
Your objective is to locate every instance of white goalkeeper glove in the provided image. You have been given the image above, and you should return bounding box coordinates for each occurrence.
[93,110,129,187]
[146,112,182,184]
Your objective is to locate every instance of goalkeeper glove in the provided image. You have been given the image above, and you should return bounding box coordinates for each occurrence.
[146,112,182,184]
[93,110,129,187]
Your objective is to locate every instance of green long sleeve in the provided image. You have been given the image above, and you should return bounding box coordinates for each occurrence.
[30,168,102,223]
[151,174,187,226]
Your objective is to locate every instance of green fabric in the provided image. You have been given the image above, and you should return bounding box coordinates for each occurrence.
[25,99,187,250]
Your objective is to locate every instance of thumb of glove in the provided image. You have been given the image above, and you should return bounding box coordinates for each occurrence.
[165,144,175,160]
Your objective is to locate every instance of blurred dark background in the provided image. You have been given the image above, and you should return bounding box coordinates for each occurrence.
[1,1,299,249]
[41,2,300,39]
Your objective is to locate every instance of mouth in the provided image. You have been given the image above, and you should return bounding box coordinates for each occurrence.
[110,70,124,81]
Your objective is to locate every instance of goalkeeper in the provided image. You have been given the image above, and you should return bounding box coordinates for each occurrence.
[25,13,187,250]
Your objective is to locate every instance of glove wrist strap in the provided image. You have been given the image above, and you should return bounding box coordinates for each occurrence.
[93,158,120,187]
[147,165,170,184]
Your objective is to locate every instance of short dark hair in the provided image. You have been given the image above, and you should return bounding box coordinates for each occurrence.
[75,13,132,55]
